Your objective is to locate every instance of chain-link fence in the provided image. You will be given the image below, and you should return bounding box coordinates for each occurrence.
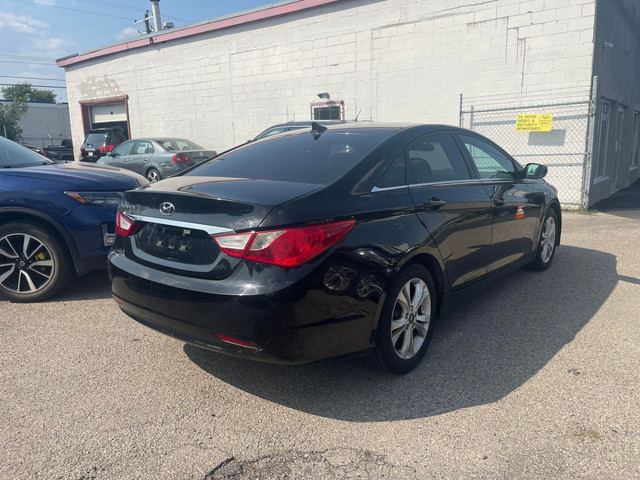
[460,84,594,206]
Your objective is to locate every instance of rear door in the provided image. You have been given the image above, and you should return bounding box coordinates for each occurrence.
[406,132,493,289]
[128,140,154,175]
[457,134,542,273]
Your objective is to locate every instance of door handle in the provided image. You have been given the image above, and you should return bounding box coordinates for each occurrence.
[493,196,505,206]
[423,197,446,210]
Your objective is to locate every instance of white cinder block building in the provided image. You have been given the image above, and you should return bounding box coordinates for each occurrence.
[58,0,640,206]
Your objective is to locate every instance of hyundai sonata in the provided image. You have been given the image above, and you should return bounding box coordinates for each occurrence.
[109,123,560,374]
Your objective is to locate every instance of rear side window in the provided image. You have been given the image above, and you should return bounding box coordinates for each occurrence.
[189,132,388,185]
[406,133,471,184]
[459,135,518,179]
[133,140,154,154]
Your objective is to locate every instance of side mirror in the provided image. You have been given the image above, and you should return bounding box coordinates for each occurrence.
[524,163,547,179]
[111,152,120,157]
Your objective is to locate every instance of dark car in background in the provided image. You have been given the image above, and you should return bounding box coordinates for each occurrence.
[43,138,74,162]
[250,120,346,142]
[109,123,561,374]
[0,136,147,302]
[97,137,217,183]
[80,127,128,162]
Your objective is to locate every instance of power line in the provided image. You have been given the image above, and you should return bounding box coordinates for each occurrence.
[0,60,57,65]
[73,0,194,23]
[13,0,193,24]
[12,0,133,20]
[0,54,57,60]
[0,75,65,81]
[0,83,67,89]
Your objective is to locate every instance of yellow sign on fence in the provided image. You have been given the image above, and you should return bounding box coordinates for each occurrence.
[516,113,553,132]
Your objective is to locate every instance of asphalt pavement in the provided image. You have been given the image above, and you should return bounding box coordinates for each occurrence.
[1,209,639,479]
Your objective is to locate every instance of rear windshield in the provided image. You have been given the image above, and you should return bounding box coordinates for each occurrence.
[158,139,203,151]
[188,131,387,185]
[84,132,107,147]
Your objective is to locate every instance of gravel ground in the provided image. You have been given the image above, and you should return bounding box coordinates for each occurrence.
[1,210,638,479]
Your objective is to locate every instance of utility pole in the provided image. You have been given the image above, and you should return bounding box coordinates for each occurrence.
[150,0,162,33]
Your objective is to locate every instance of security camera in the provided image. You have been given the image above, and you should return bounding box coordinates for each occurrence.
[317,92,330,99]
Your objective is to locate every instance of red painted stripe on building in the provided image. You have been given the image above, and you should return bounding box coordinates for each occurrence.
[57,0,341,68]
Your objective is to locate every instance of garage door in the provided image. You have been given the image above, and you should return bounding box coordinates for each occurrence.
[91,103,126,124]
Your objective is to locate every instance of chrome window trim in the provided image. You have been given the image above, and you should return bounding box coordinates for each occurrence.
[128,214,234,235]
[371,178,517,192]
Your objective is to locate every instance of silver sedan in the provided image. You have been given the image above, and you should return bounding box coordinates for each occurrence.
[97,137,216,182]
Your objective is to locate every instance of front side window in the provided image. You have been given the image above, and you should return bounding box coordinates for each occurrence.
[113,141,133,156]
[406,133,471,184]
[459,135,518,179]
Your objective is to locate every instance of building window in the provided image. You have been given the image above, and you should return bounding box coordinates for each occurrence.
[310,100,344,120]
[595,100,611,179]
[631,111,640,170]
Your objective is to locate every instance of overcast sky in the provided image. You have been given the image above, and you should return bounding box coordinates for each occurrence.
[0,0,273,102]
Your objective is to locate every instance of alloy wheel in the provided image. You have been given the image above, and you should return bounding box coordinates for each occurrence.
[0,233,55,294]
[540,216,556,264]
[390,278,431,360]
[146,170,160,182]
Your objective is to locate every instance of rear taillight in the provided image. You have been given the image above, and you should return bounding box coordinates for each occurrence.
[216,334,259,350]
[115,210,142,236]
[172,154,191,163]
[99,145,114,154]
[80,147,84,154]
[213,220,355,267]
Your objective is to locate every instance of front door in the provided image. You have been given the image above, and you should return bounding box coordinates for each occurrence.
[109,140,134,169]
[457,134,542,273]
[405,132,493,289]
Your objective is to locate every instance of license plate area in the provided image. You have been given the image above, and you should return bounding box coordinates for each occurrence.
[135,223,218,265]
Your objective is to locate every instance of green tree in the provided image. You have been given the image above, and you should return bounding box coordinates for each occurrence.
[0,100,28,141]
[2,83,57,103]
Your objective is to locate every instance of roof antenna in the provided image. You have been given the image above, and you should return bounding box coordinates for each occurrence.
[354,109,362,122]
[310,121,327,140]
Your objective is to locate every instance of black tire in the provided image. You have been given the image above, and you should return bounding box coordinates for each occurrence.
[371,264,436,374]
[0,222,73,302]
[527,208,559,271]
[146,168,161,183]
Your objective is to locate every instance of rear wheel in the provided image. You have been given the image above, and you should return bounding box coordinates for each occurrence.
[146,168,161,183]
[372,264,436,374]
[528,209,558,271]
[0,223,72,302]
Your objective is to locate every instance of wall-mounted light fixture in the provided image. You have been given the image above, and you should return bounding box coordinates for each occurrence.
[317,92,331,99]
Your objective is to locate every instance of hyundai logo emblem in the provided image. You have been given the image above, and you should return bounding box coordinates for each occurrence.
[159,202,176,216]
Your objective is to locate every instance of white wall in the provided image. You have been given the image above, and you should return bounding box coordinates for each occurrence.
[1,101,71,148]
[63,0,596,156]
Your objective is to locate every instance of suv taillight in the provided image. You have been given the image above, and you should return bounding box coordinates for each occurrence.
[99,145,114,154]
[115,210,142,236]
[172,154,191,163]
[213,220,355,267]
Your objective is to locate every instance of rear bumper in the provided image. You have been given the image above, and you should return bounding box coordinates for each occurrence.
[108,250,382,364]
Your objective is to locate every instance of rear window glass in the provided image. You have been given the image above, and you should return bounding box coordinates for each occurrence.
[188,131,388,185]
[84,132,107,146]
[159,139,202,151]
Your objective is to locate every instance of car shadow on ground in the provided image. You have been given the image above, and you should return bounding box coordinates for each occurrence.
[52,270,112,302]
[185,245,621,422]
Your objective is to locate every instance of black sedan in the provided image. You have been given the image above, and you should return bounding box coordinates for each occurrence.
[109,123,561,374]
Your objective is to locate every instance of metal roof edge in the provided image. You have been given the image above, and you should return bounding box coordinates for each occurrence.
[56,0,342,68]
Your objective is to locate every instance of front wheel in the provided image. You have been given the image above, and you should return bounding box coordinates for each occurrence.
[371,264,436,374]
[146,168,161,183]
[528,208,558,271]
[0,223,72,302]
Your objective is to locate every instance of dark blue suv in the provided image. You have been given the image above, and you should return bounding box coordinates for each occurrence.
[0,136,147,302]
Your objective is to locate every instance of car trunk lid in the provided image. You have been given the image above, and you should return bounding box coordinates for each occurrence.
[120,176,323,279]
